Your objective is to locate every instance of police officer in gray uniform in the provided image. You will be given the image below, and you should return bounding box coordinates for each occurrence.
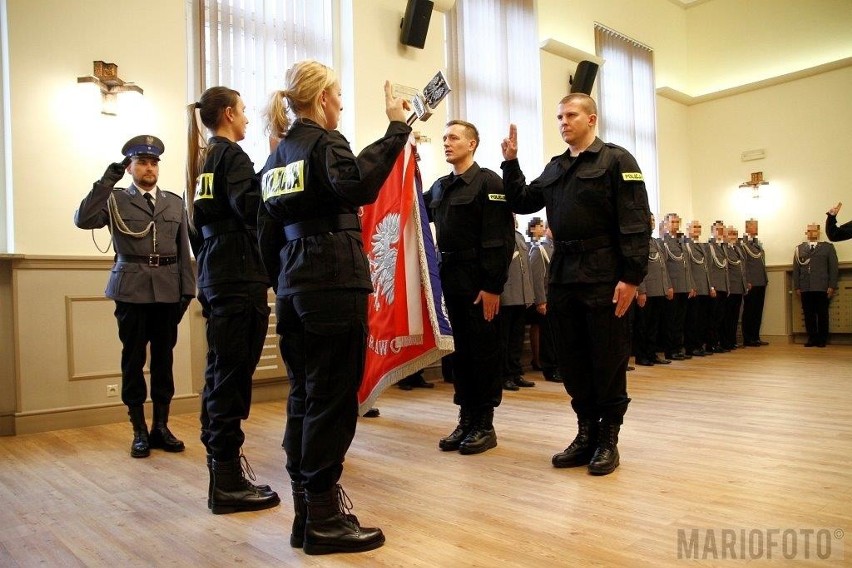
[722,226,747,350]
[793,223,839,347]
[499,218,536,390]
[75,135,196,458]
[739,219,769,346]
[684,220,712,356]
[529,224,559,381]
[635,214,673,366]
[659,213,694,361]
[703,221,730,353]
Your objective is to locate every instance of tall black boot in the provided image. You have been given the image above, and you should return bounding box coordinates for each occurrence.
[588,421,621,475]
[128,406,150,458]
[210,455,280,514]
[205,453,274,509]
[290,482,307,548]
[303,485,385,555]
[438,407,474,451]
[552,418,599,468]
[458,408,497,455]
[148,403,185,452]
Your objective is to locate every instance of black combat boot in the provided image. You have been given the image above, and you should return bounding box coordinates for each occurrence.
[128,406,150,458]
[210,455,280,514]
[303,485,385,555]
[438,407,473,451]
[291,481,307,548]
[206,453,273,509]
[588,421,621,475]
[148,403,185,452]
[458,408,497,455]
[552,418,599,468]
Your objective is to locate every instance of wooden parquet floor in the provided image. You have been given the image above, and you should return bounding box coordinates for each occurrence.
[1,343,850,567]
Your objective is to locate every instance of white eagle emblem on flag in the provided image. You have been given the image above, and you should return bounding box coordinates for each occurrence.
[368,213,400,311]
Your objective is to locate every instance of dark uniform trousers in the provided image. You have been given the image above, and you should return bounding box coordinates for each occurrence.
[536,311,559,375]
[498,305,527,380]
[741,285,766,343]
[801,291,830,345]
[445,292,503,411]
[634,295,665,361]
[198,282,270,459]
[663,292,688,354]
[278,290,367,494]
[684,295,712,352]
[548,282,631,424]
[722,293,743,349]
[707,291,728,349]
[114,301,181,407]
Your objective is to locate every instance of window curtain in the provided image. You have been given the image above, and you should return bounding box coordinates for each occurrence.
[594,24,659,212]
[198,0,333,166]
[446,0,542,174]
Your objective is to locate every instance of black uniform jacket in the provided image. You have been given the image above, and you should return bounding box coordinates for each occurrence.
[258,119,411,296]
[501,137,651,286]
[190,136,268,288]
[826,214,852,242]
[423,163,513,296]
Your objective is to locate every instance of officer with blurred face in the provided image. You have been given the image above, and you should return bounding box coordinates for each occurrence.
[75,135,196,458]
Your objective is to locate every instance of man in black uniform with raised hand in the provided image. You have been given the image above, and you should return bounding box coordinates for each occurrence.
[75,135,196,458]
[425,119,513,456]
[500,94,651,475]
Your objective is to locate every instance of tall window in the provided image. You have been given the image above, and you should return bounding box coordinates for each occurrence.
[446,0,542,174]
[595,24,659,212]
[196,0,334,166]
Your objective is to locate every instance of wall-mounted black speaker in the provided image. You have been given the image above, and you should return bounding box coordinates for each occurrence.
[569,61,599,95]
[400,0,434,49]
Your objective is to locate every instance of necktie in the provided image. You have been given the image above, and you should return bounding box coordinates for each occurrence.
[810,243,816,250]
[144,193,155,214]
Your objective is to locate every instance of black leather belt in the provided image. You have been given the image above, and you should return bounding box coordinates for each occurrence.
[439,248,478,262]
[201,218,247,239]
[117,254,178,267]
[554,235,614,254]
[283,214,361,241]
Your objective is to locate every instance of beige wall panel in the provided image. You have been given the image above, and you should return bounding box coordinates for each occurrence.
[66,296,124,380]
[14,264,194,413]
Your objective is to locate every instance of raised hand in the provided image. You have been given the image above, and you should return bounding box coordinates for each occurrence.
[501,123,518,161]
[828,202,842,216]
[100,157,130,187]
[384,80,411,124]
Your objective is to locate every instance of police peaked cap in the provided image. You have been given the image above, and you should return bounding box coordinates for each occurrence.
[122,135,165,160]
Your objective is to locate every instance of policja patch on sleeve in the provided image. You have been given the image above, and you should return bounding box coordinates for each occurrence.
[488,193,506,202]
[622,172,644,181]
[262,160,305,201]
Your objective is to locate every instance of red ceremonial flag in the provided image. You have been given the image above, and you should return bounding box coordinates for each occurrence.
[358,139,453,414]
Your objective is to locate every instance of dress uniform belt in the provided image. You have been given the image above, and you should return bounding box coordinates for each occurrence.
[283,213,361,241]
[439,248,478,262]
[116,254,178,267]
[554,235,614,254]
[201,218,248,239]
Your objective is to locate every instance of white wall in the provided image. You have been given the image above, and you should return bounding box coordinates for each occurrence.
[6,0,187,256]
[686,0,852,95]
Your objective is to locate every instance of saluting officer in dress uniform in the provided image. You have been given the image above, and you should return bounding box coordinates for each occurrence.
[793,223,839,347]
[426,119,514,456]
[74,135,196,458]
[739,218,769,346]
